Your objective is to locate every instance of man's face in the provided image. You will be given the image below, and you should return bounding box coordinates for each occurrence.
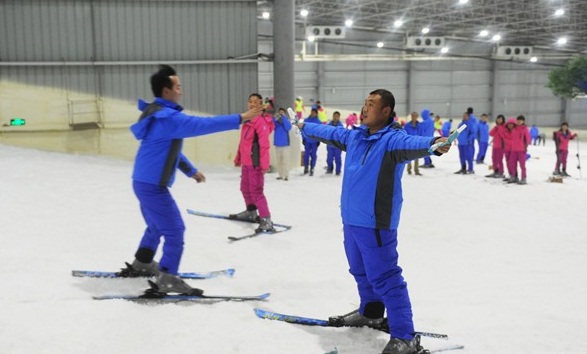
[362,94,390,129]
[516,119,524,126]
[332,113,340,122]
[163,75,182,103]
[410,113,418,122]
[248,95,263,110]
[481,115,488,122]
[462,113,469,120]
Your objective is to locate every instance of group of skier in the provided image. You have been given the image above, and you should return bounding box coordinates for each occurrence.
[114,64,579,354]
[118,65,458,354]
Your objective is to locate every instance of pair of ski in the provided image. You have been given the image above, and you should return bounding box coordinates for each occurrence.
[254,308,464,353]
[73,267,269,302]
[186,209,292,242]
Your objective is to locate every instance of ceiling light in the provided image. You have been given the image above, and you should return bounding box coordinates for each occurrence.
[345,19,353,27]
[492,34,501,41]
[530,57,538,63]
[377,42,384,48]
[557,37,567,45]
[262,11,270,20]
[307,35,316,42]
[555,9,565,16]
[300,9,309,17]
[479,30,489,37]
[394,20,403,28]
[441,47,449,54]
[421,27,430,34]
[458,0,469,4]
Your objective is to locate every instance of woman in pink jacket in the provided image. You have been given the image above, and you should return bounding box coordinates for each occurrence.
[507,115,531,184]
[230,93,275,232]
[486,114,506,178]
[553,122,578,177]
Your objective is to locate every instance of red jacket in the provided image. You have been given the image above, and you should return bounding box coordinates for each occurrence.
[234,113,274,170]
[510,124,531,152]
[554,130,577,151]
[490,124,505,149]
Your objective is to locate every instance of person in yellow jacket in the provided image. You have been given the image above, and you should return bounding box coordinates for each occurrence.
[294,96,305,120]
[314,100,328,123]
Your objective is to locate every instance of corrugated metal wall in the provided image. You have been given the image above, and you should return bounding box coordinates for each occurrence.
[0,0,258,117]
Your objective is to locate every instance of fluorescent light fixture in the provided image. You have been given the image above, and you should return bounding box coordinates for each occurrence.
[555,9,565,16]
[557,37,567,45]
[300,9,309,17]
[345,19,353,27]
[262,11,270,20]
[479,30,489,37]
[307,35,316,42]
[421,27,430,34]
[394,20,403,28]
[458,0,469,4]
[441,47,449,54]
[377,42,384,48]
[492,34,501,41]
[530,57,538,62]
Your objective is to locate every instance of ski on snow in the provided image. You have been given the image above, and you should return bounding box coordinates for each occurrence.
[323,346,464,354]
[72,268,235,279]
[227,228,290,243]
[94,287,270,302]
[256,309,464,353]
[186,209,292,242]
[186,209,292,229]
[253,308,450,340]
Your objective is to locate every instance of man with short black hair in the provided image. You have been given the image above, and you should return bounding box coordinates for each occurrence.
[295,89,453,354]
[124,65,263,295]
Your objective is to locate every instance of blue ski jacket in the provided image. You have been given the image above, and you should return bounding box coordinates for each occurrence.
[302,122,440,230]
[131,97,241,187]
[420,109,435,137]
[302,116,322,146]
[272,115,292,147]
[457,115,478,146]
[477,120,489,143]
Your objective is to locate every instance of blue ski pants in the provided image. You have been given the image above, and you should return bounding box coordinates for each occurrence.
[133,180,185,275]
[326,146,342,174]
[303,143,319,169]
[343,224,414,340]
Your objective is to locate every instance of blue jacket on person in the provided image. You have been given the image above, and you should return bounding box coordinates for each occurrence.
[131,97,241,187]
[302,116,322,146]
[403,121,420,136]
[272,115,292,147]
[458,115,478,145]
[420,109,435,137]
[302,122,439,230]
[477,120,489,143]
[530,125,539,139]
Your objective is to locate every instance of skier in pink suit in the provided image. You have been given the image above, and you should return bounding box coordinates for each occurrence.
[553,122,578,177]
[230,93,276,232]
[506,115,531,184]
[486,114,506,178]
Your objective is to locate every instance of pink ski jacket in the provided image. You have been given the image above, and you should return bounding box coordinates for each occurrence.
[234,113,274,170]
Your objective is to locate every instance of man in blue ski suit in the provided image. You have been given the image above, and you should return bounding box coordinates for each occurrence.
[419,109,436,168]
[124,64,263,294]
[475,113,490,164]
[295,89,452,354]
[325,111,345,175]
[455,109,477,174]
[302,108,322,176]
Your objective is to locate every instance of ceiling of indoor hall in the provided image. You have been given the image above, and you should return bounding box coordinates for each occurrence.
[274,0,587,55]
